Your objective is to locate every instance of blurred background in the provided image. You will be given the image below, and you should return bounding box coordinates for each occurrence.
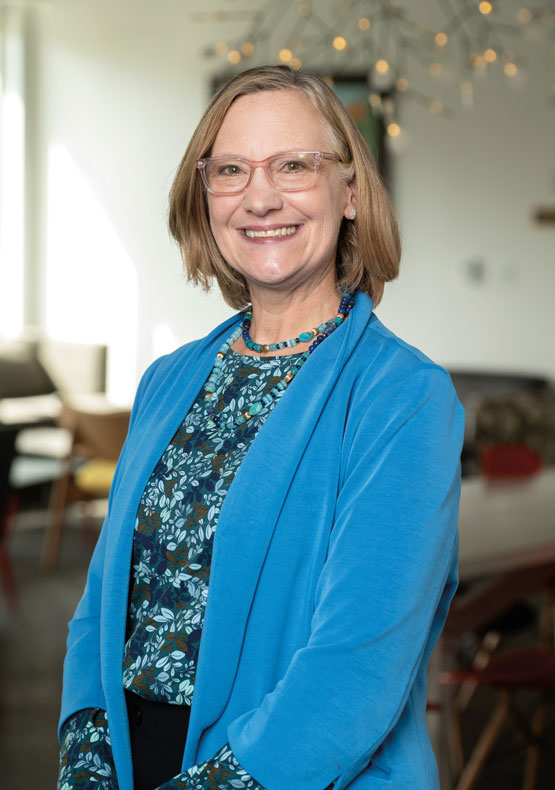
[0,1,554,788]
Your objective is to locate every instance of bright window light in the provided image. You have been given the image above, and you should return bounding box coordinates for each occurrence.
[46,142,138,403]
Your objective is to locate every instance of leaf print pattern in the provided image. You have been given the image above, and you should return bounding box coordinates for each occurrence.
[122,350,304,706]
[157,742,263,789]
[57,708,118,790]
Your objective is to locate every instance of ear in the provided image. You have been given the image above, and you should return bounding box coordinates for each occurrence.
[343,176,357,221]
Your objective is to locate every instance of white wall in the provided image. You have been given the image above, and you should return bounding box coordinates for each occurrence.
[21,1,555,401]
[379,59,555,378]
[31,1,237,402]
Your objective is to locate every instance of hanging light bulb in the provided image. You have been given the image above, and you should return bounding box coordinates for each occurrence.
[227,50,241,64]
[241,42,255,56]
[504,62,518,76]
[517,8,533,23]
[387,122,401,137]
[484,48,497,62]
[333,36,347,51]
[479,2,493,15]
[396,77,409,92]
[214,42,228,56]
[279,48,293,63]
[375,59,390,74]
[358,17,371,31]
[435,32,448,46]
[290,57,302,71]
[429,62,443,76]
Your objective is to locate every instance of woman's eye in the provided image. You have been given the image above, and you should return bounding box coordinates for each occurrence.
[282,160,308,172]
[218,164,244,176]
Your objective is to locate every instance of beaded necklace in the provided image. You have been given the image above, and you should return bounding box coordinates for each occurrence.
[204,291,355,430]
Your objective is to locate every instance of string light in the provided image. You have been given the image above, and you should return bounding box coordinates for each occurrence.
[241,42,255,56]
[202,1,552,117]
[517,8,533,23]
[387,122,401,137]
[478,2,493,15]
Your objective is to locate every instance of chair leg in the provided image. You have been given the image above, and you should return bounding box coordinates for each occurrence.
[41,468,70,570]
[449,631,502,776]
[0,494,20,611]
[522,697,549,790]
[456,690,510,790]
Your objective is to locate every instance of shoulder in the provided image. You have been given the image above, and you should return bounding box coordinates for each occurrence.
[356,311,456,388]
[345,309,464,435]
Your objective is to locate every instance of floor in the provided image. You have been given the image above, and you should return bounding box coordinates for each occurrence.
[0,511,554,790]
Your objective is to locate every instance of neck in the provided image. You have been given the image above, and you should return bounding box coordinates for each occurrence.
[236,274,343,355]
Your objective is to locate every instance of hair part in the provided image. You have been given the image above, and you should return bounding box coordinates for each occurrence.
[168,65,401,309]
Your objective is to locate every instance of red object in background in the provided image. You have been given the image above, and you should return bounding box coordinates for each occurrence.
[480,443,544,480]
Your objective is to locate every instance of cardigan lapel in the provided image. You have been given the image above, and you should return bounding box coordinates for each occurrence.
[184,293,373,763]
[99,312,243,784]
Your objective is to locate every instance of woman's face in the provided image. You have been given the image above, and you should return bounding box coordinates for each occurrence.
[206,90,356,297]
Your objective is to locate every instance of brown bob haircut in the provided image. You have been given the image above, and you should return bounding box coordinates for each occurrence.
[168,65,401,309]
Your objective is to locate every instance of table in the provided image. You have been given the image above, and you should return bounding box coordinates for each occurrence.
[458,469,555,582]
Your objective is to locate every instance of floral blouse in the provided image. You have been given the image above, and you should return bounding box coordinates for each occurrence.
[58,349,304,790]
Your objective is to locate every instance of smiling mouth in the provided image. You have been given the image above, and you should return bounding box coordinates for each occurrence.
[244,225,299,238]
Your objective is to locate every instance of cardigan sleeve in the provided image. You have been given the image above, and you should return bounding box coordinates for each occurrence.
[59,358,163,738]
[226,366,464,790]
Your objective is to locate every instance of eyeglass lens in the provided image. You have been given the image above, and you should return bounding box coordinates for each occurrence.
[204,153,319,193]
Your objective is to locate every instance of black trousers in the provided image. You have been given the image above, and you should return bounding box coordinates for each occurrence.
[125,690,191,790]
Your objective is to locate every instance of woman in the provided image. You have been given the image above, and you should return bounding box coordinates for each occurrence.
[58,65,464,790]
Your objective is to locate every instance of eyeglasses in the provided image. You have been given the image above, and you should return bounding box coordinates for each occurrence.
[196,151,340,195]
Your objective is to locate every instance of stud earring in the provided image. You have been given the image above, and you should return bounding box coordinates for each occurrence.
[349,209,356,220]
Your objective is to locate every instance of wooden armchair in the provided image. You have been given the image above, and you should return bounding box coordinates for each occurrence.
[40,404,130,570]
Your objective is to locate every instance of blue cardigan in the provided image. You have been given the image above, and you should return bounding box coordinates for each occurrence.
[60,292,464,790]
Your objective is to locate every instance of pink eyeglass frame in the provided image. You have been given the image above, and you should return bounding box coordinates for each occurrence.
[196,151,340,195]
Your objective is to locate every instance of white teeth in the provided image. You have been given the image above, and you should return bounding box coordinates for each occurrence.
[245,226,298,238]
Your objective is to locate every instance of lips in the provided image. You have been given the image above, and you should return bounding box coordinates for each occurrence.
[243,225,299,239]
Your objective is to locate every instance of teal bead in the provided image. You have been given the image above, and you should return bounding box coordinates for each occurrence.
[268,343,278,351]
[286,338,296,347]
[250,401,263,415]
[254,343,262,353]
[277,381,287,391]
[235,414,246,425]
[271,387,281,397]
[299,331,313,342]
[333,316,342,326]
[262,393,273,405]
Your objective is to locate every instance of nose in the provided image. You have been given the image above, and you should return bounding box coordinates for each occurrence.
[242,164,283,215]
